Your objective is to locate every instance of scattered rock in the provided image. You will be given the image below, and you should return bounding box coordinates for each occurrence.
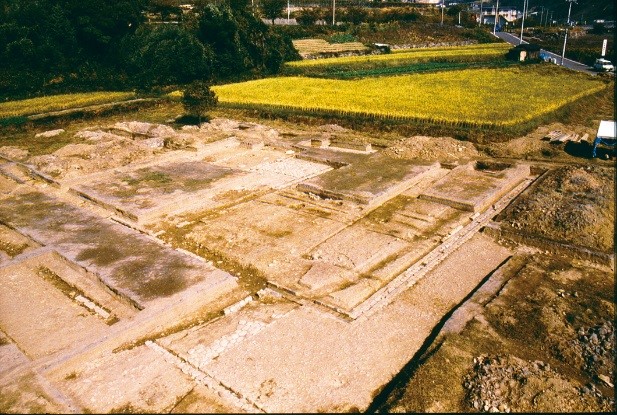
[463,354,614,412]
[75,129,122,142]
[202,118,240,132]
[181,125,199,131]
[34,129,65,138]
[142,137,165,148]
[164,133,195,150]
[572,320,615,384]
[598,374,613,388]
[0,146,29,161]
[318,124,347,133]
[112,121,175,138]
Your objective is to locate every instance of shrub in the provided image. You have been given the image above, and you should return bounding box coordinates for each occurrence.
[182,81,218,124]
[327,33,358,44]
[341,7,369,25]
[295,8,320,26]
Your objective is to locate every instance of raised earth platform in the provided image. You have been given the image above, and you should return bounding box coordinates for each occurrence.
[0,119,569,413]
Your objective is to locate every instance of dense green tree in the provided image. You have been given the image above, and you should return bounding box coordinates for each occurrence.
[261,0,286,24]
[0,0,144,96]
[197,3,250,76]
[295,8,320,26]
[342,7,369,25]
[123,25,213,90]
[227,0,250,12]
[0,0,298,97]
[234,8,296,74]
[446,5,464,17]
[197,3,297,79]
[183,80,218,123]
[61,0,143,58]
[589,22,607,34]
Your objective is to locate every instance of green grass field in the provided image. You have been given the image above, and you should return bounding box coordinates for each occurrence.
[287,43,511,68]
[284,43,512,78]
[213,66,606,129]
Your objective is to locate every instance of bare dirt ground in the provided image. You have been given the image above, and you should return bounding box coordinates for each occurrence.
[499,165,614,254]
[0,110,614,413]
[377,255,615,413]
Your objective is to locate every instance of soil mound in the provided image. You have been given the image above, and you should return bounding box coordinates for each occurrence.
[500,166,615,253]
[384,135,479,162]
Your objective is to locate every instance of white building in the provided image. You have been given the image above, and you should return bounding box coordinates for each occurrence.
[479,7,522,26]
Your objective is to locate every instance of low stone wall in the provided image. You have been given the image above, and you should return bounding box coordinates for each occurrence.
[484,222,615,268]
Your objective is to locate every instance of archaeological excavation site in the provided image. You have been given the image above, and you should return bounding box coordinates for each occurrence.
[0,118,614,413]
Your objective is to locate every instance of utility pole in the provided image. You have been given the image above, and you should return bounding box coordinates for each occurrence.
[561,0,576,66]
[493,0,500,34]
[479,0,483,27]
[441,0,444,26]
[519,0,527,43]
[332,0,335,26]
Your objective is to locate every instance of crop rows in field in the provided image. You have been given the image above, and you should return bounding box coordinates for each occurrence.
[0,92,136,118]
[286,43,511,69]
[292,39,369,56]
[212,67,606,129]
[311,60,517,79]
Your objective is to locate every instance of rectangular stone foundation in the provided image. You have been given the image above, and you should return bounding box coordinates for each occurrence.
[420,162,530,212]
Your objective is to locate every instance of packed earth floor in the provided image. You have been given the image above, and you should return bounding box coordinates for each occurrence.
[0,117,614,413]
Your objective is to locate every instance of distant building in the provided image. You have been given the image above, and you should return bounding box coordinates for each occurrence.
[179,4,194,14]
[507,43,541,62]
[479,6,522,26]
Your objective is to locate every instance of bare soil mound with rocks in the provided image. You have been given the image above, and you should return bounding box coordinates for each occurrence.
[498,166,615,253]
[482,122,598,161]
[383,135,479,162]
[464,352,613,413]
[378,255,615,413]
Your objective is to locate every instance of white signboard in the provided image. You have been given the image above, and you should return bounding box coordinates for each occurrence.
[597,120,616,140]
[601,39,607,57]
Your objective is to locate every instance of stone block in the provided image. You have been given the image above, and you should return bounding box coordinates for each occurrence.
[327,279,381,311]
[298,262,355,293]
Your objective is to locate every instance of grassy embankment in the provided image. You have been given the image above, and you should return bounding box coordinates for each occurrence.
[0,92,136,119]
[0,92,170,156]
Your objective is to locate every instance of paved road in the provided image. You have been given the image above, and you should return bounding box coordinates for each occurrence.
[495,31,596,75]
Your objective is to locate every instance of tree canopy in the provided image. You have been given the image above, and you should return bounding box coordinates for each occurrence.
[261,0,286,25]
[0,0,298,98]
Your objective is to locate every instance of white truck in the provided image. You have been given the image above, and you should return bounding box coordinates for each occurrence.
[593,58,614,72]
